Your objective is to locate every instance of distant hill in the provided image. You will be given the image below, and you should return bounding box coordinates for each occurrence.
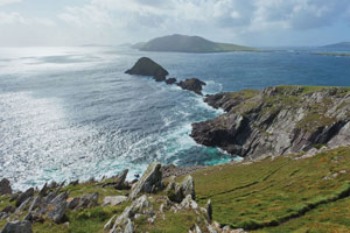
[321,42,350,50]
[133,34,255,53]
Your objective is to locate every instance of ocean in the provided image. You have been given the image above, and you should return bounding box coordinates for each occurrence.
[0,46,349,190]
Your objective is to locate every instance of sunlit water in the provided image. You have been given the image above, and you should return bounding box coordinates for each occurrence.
[0,46,349,190]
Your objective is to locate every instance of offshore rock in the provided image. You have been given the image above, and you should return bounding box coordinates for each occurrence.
[191,86,350,160]
[129,163,162,200]
[177,78,206,95]
[125,57,169,82]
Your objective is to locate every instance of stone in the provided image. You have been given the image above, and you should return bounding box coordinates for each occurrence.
[129,163,162,200]
[181,175,196,200]
[207,199,213,222]
[104,215,117,231]
[77,193,99,209]
[0,179,12,195]
[177,78,206,95]
[180,195,198,210]
[0,212,8,220]
[115,169,128,190]
[0,220,32,233]
[165,78,177,85]
[103,196,128,206]
[16,188,34,207]
[2,206,15,214]
[124,219,134,233]
[67,197,80,210]
[47,192,68,223]
[125,57,169,82]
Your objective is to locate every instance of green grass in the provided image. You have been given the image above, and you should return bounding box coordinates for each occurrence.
[191,147,350,232]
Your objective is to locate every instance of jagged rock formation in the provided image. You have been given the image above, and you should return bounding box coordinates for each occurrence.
[0,179,12,195]
[191,86,350,160]
[125,57,169,82]
[177,78,206,95]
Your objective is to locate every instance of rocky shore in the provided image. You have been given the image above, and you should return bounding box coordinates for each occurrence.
[191,86,350,160]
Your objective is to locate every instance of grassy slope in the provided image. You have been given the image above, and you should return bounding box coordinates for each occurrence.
[1,147,350,232]
[193,146,350,232]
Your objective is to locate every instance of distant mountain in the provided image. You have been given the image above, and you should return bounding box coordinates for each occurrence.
[321,42,350,50]
[133,34,255,53]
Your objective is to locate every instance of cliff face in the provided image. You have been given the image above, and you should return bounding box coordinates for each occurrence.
[191,86,350,160]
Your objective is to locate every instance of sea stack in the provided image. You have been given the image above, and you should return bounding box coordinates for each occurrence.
[125,57,169,82]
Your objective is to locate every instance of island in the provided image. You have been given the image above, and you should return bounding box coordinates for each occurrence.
[321,42,350,50]
[132,34,256,53]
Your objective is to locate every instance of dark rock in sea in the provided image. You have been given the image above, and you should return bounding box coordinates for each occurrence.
[165,78,177,85]
[191,86,350,160]
[0,220,32,233]
[177,78,206,95]
[0,179,12,195]
[125,57,169,82]
[129,163,163,200]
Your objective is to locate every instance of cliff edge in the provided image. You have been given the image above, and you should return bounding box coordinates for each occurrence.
[191,86,350,160]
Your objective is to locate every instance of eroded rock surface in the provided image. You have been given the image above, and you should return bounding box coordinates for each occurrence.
[192,86,350,160]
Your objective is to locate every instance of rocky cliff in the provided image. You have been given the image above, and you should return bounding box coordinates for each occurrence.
[191,86,350,160]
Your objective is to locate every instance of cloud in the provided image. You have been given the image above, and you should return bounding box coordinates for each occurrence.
[0,0,21,7]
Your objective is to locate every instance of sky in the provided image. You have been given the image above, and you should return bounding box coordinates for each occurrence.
[0,0,349,47]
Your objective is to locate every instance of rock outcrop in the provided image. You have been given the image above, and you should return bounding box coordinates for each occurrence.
[177,78,206,95]
[1,220,32,233]
[125,57,169,82]
[0,179,12,195]
[191,86,350,160]
[129,163,163,200]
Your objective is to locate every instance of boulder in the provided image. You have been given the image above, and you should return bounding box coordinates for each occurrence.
[177,78,206,95]
[16,188,34,207]
[103,196,128,206]
[76,193,99,209]
[0,179,12,195]
[115,169,128,189]
[0,220,32,233]
[167,175,195,203]
[181,175,196,200]
[165,78,177,85]
[47,192,68,223]
[125,57,169,82]
[129,163,163,200]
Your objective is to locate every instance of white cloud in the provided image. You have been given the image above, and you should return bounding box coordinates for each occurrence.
[0,0,21,7]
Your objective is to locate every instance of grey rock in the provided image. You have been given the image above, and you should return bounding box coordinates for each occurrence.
[0,220,32,233]
[2,206,15,214]
[181,175,195,200]
[0,212,8,220]
[67,197,80,210]
[165,78,177,85]
[103,196,128,206]
[180,195,198,210]
[177,78,206,95]
[129,163,162,200]
[0,179,12,195]
[77,192,99,209]
[115,169,128,190]
[104,215,117,231]
[16,188,34,207]
[47,191,68,223]
[124,219,134,233]
[207,199,213,222]
[125,57,169,82]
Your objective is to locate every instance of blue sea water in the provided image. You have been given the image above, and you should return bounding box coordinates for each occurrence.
[0,46,349,190]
